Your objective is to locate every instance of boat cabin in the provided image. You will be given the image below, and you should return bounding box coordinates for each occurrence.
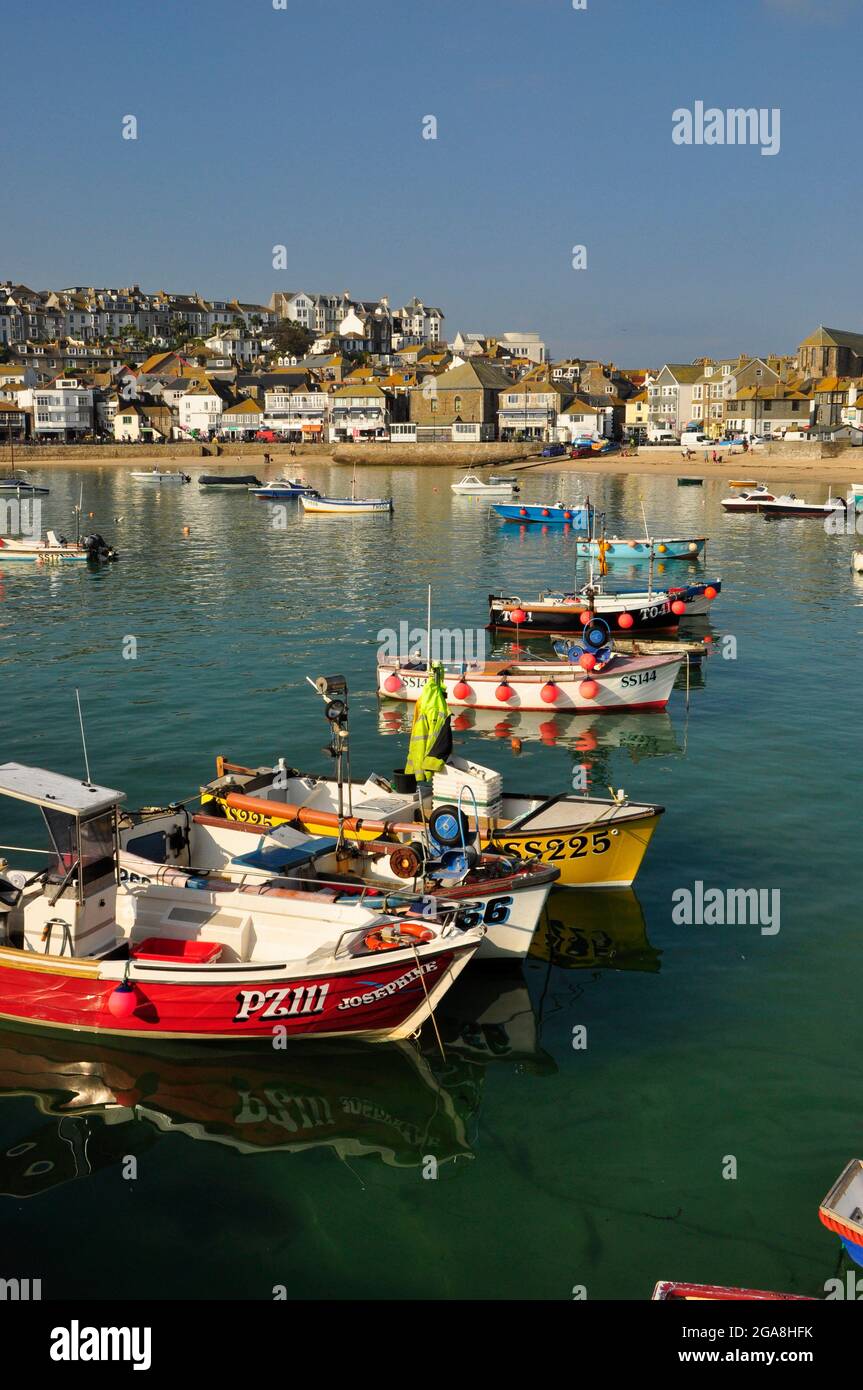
[0,763,124,958]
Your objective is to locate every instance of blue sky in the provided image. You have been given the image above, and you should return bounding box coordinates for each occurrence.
[2,0,860,362]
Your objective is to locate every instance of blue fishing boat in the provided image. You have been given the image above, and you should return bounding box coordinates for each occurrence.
[492,500,595,528]
[574,536,707,561]
[249,478,320,499]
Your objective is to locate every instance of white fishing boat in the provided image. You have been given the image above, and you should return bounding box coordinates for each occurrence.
[377,652,682,714]
[722,485,846,515]
[451,473,518,497]
[300,461,393,514]
[0,529,117,563]
[130,469,191,484]
[121,811,557,962]
[301,494,393,514]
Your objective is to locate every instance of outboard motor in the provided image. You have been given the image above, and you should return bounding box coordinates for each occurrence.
[83,533,118,563]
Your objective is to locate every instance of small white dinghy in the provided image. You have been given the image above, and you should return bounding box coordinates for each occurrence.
[131,469,191,484]
[300,461,392,513]
[0,529,117,563]
[451,473,519,497]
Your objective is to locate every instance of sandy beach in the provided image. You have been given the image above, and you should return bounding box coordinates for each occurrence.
[3,442,861,486]
[511,446,863,486]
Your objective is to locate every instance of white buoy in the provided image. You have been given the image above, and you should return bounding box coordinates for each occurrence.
[852,551,863,573]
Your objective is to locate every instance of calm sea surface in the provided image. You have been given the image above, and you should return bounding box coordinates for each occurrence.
[0,460,859,1300]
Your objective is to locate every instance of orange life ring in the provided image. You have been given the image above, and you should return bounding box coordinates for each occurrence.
[363,921,434,952]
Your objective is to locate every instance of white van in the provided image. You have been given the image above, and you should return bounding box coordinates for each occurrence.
[647,429,677,444]
[680,431,711,449]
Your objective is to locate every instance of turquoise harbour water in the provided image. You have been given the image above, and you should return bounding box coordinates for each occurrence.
[0,460,860,1301]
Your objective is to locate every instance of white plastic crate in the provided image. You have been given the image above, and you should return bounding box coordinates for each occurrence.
[432,756,503,810]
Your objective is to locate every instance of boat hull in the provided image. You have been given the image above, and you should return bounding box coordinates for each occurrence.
[300,495,393,514]
[0,938,474,1042]
[574,537,706,561]
[0,545,89,563]
[377,655,682,713]
[493,503,592,526]
[489,581,719,635]
[201,780,663,889]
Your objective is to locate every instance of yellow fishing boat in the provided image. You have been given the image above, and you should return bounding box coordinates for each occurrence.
[200,759,663,889]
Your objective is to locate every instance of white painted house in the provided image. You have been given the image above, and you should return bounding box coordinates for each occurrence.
[262,386,328,439]
[177,380,227,438]
[557,399,608,443]
[328,384,389,442]
[32,377,93,437]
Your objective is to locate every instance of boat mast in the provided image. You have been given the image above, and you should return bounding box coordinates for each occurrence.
[641,500,654,599]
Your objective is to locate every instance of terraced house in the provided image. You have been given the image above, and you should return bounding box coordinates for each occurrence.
[724,382,812,438]
[648,364,702,436]
[497,378,570,441]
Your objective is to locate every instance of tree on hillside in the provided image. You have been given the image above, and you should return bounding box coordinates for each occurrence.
[273,319,313,358]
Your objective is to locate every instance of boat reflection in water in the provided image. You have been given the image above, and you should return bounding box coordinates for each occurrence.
[378,704,684,762]
[0,1028,476,1196]
[0,971,552,1197]
[429,966,555,1072]
[529,888,661,974]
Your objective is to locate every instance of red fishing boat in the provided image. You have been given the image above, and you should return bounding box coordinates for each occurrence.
[0,764,481,1042]
[652,1281,812,1301]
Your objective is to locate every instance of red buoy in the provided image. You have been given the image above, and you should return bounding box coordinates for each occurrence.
[540,681,558,704]
[452,678,471,700]
[107,982,139,1019]
[579,652,597,671]
[617,612,635,629]
[579,678,599,700]
[542,508,550,517]
[671,599,686,615]
[704,585,717,600]
[383,673,402,693]
[496,682,515,702]
[519,507,528,516]
[579,610,591,625]
[510,607,527,625]
[564,510,573,520]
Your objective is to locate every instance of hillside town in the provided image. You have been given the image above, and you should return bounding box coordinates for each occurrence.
[0,280,861,450]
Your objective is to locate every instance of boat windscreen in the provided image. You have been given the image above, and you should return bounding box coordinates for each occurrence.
[78,811,117,884]
[42,806,76,872]
[41,807,116,885]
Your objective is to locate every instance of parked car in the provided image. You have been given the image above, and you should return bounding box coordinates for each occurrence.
[541,443,566,457]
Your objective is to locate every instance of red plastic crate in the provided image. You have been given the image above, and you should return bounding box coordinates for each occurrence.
[131,936,222,964]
